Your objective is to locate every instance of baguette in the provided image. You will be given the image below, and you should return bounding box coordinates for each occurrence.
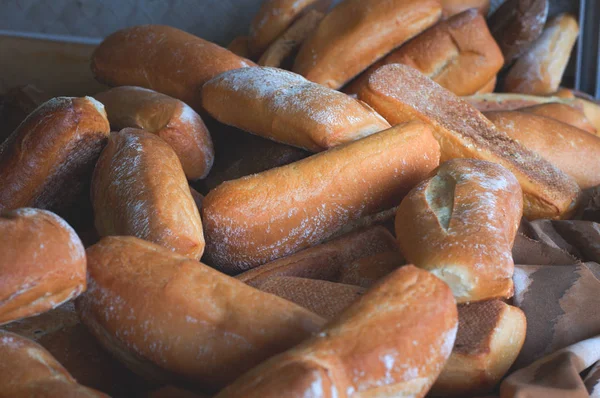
[346,9,504,97]
[357,64,580,220]
[485,111,600,189]
[201,67,390,152]
[0,208,86,325]
[236,226,399,288]
[0,331,107,397]
[202,121,440,273]
[519,102,597,134]
[215,266,458,398]
[91,25,255,111]
[441,0,490,18]
[395,159,522,303]
[293,0,442,88]
[464,93,575,112]
[431,300,527,396]
[504,14,579,95]
[76,236,325,391]
[95,86,214,180]
[0,96,110,213]
[91,128,205,259]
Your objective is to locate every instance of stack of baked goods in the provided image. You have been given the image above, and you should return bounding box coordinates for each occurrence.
[1,0,599,397]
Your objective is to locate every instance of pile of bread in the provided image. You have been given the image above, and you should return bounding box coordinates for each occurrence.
[1,0,599,396]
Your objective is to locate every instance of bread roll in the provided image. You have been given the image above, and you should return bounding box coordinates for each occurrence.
[237,226,399,287]
[464,93,575,112]
[0,84,49,144]
[475,76,497,94]
[357,64,580,220]
[248,0,332,57]
[346,9,504,97]
[431,300,527,396]
[441,0,490,18]
[519,102,597,134]
[76,236,325,390]
[227,36,251,58]
[0,331,107,397]
[201,67,390,152]
[0,96,109,213]
[202,121,440,273]
[0,208,86,325]
[215,266,458,398]
[91,25,255,111]
[91,128,205,259]
[95,86,214,180]
[258,10,325,68]
[485,111,600,189]
[293,0,442,88]
[488,0,548,65]
[396,159,522,303]
[504,14,579,95]
[337,251,404,288]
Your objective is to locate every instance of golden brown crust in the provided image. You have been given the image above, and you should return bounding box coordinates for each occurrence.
[441,0,490,18]
[346,10,504,96]
[215,266,458,398]
[0,331,108,397]
[475,76,497,94]
[293,0,442,89]
[357,64,580,220]
[504,14,579,95]
[0,209,86,325]
[201,67,390,152]
[76,236,325,391]
[0,97,110,214]
[395,159,522,303]
[91,25,255,111]
[227,36,251,59]
[91,128,205,259]
[202,121,440,273]
[236,226,399,287]
[519,102,597,134]
[485,111,600,189]
[464,93,576,112]
[95,86,214,180]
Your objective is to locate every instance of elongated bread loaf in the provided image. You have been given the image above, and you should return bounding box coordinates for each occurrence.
[215,266,458,398]
[76,237,325,391]
[95,86,214,180]
[520,102,597,135]
[201,67,390,152]
[202,121,440,273]
[464,93,575,112]
[91,128,205,259]
[357,64,580,220]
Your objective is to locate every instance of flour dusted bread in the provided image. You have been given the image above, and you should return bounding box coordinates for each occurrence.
[202,121,440,273]
[215,266,458,398]
[95,86,214,180]
[395,159,522,303]
[346,9,504,97]
[504,14,579,95]
[431,300,527,396]
[485,111,600,189]
[201,67,390,152]
[293,0,442,88]
[357,64,580,220]
[91,25,255,110]
[0,96,110,213]
[91,128,205,259]
[519,102,597,134]
[76,236,325,391]
[0,208,86,325]
[0,331,107,397]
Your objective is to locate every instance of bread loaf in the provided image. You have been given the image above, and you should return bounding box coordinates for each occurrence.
[441,0,490,18]
[485,111,600,189]
[0,331,107,397]
[504,14,579,95]
[0,96,110,213]
[215,266,458,398]
[0,208,86,325]
[357,64,581,220]
[475,76,497,94]
[95,86,214,180]
[395,159,522,303]
[337,251,404,288]
[76,236,325,391]
[346,9,504,97]
[293,0,442,88]
[91,128,205,259]
[464,93,575,112]
[91,25,255,111]
[201,67,390,152]
[519,102,597,134]
[227,36,251,58]
[202,121,440,273]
